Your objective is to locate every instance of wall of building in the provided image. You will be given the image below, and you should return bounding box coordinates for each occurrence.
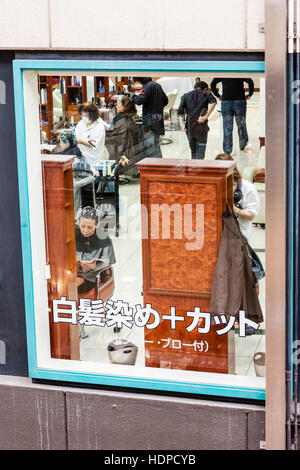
[0,0,265,51]
[0,375,265,450]
[0,53,28,377]
[0,48,266,449]
[0,0,268,450]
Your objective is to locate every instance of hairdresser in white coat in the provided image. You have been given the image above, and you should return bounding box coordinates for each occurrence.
[75,102,107,165]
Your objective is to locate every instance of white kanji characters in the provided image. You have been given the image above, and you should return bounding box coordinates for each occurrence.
[213,314,235,335]
[52,298,258,339]
[238,310,259,337]
[162,306,185,330]
[105,299,134,329]
[159,338,208,352]
[161,338,171,348]
[78,298,106,327]
[78,298,91,322]
[182,340,209,352]
[192,340,208,352]
[186,307,211,333]
[134,304,160,329]
[53,296,77,324]
[161,339,182,349]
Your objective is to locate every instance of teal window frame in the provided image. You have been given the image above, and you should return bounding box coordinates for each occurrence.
[13,59,265,400]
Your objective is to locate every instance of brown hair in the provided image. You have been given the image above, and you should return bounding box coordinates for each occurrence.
[78,102,100,122]
[120,95,137,114]
[215,153,241,182]
[194,80,208,90]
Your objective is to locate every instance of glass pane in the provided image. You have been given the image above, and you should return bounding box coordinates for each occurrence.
[37,73,265,383]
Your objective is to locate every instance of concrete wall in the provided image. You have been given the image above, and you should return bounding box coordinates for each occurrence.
[0,53,28,377]
[0,375,265,450]
[0,0,265,51]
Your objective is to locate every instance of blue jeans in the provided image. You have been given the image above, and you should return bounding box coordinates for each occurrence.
[221,100,248,153]
[188,138,207,159]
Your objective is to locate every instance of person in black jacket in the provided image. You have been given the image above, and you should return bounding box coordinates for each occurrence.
[177,81,217,159]
[76,206,116,295]
[130,77,168,158]
[210,77,254,154]
[105,96,141,176]
[75,206,116,339]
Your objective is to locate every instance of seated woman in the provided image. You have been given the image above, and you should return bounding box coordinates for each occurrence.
[76,206,116,297]
[105,96,142,177]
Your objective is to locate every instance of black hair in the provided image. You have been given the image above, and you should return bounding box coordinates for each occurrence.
[215,153,241,183]
[78,102,100,122]
[194,81,209,91]
[80,206,98,225]
[132,77,152,85]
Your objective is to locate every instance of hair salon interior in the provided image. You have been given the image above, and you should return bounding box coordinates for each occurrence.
[0,0,299,452]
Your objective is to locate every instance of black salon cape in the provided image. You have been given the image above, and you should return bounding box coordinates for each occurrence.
[75,226,116,283]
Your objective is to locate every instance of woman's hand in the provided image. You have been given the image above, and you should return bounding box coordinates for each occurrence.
[197,115,208,124]
[76,138,93,148]
[233,204,241,216]
[234,205,254,221]
[80,260,97,272]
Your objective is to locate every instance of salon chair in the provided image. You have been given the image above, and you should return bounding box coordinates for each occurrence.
[77,266,115,302]
[77,265,115,339]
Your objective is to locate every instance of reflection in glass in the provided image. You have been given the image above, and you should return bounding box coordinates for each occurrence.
[39,73,266,379]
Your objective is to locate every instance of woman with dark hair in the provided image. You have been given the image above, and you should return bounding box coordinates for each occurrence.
[215,153,259,243]
[75,101,107,165]
[105,95,142,175]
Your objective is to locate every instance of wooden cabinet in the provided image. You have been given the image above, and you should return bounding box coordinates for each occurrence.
[67,104,82,124]
[38,76,53,141]
[116,77,129,94]
[94,76,110,105]
[42,156,80,360]
[136,158,235,374]
[38,76,87,136]
[63,76,87,123]
[93,76,129,105]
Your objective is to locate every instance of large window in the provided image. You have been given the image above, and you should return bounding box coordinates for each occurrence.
[14,60,266,399]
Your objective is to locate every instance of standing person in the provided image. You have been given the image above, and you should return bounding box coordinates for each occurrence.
[75,102,107,166]
[105,96,141,176]
[177,81,217,159]
[215,153,259,243]
[130,77,168,158]
[213,153,263,335]
[210,78,254,155]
